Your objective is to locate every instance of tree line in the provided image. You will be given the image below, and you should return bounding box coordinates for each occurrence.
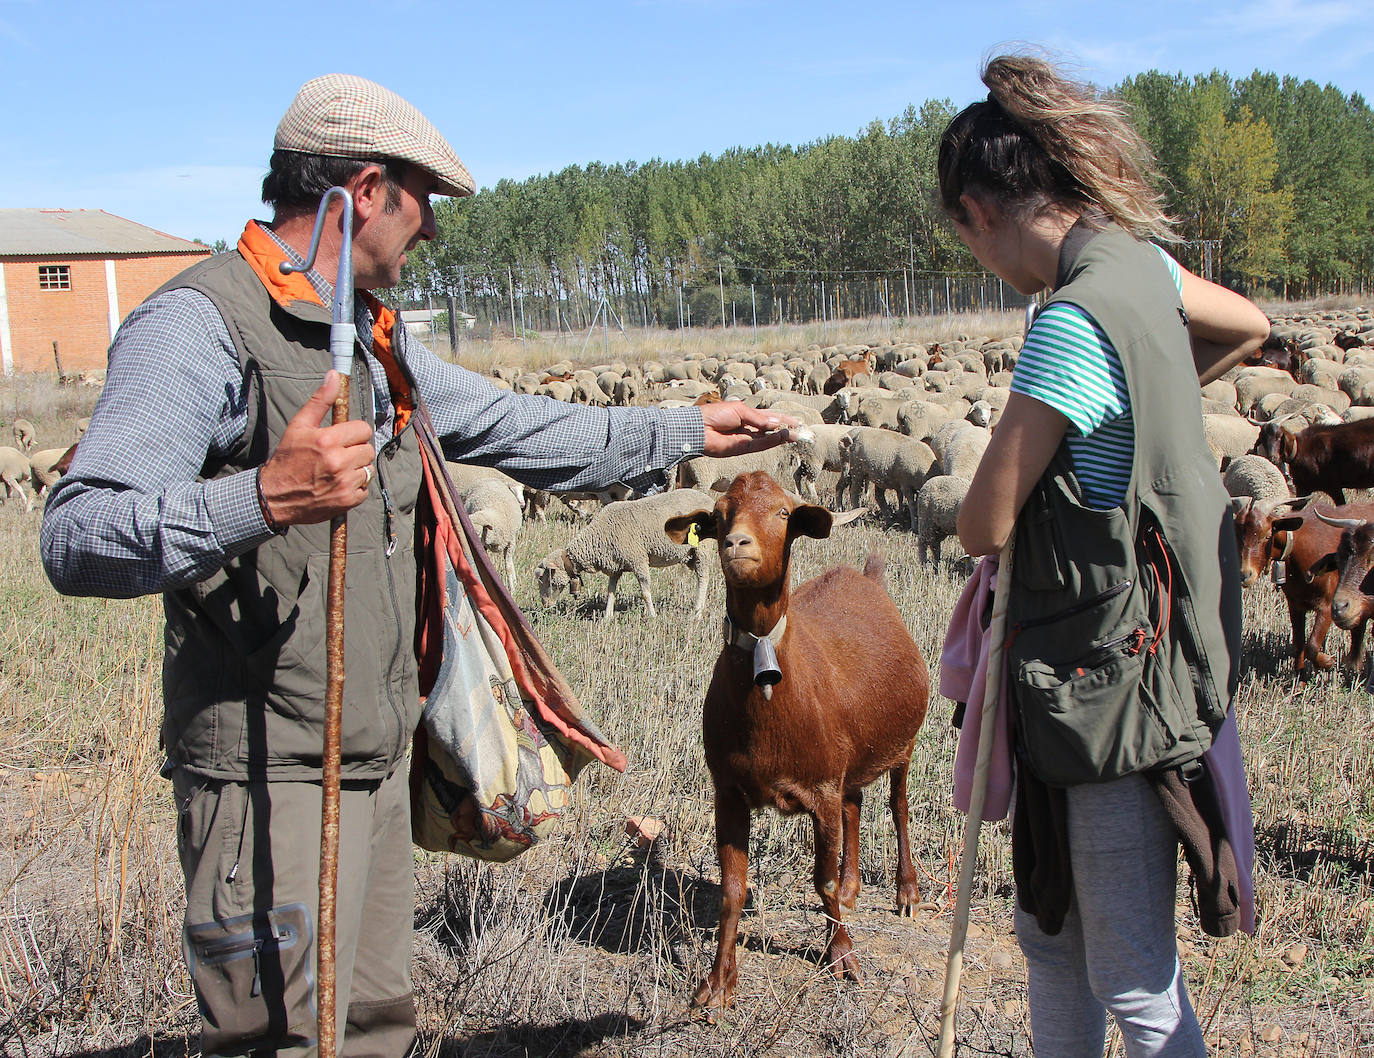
[400,69,1374,323]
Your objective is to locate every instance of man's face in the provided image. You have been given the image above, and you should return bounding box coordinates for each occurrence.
[354,165,438,290]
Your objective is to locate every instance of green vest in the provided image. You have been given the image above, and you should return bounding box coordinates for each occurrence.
[156,251,423,781]
[1006,221,1242,786]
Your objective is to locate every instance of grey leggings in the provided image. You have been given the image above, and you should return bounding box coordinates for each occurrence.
[1014,773,1206,1058]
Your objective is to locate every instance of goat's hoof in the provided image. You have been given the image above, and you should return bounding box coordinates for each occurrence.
[1315,652,1336,671]
[896,882,921,916]
[691,979,734,1014]
[824,948,862,982]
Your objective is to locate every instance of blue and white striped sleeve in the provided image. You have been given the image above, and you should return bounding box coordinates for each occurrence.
[1011,304,1128,436]
[40,289,270,598]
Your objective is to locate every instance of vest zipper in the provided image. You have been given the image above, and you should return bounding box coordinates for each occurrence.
[373,459,408,766]
[1011,579,1132,634]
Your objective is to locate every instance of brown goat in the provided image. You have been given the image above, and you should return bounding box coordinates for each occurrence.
[821,358,873,395]
[1280,419,1374,505]
[1269,502,1374,674]
[664,471,929,1009]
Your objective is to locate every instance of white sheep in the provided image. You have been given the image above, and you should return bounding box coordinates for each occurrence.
[1202,414,1261,469]
[896,399,953,443]
[916,475,972,566]
[0,447,34,512]
[11,420,35,452]
[838,428,937,528]
[679,447,791,493]
[940,424,991,479]
[28,445,76,498]
[535,489,715,620]
[462,479,525,586]
[1222,454,1290,505]
[786,423,855,503]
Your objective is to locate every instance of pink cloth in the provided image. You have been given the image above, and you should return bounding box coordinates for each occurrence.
[941,555,1015,821]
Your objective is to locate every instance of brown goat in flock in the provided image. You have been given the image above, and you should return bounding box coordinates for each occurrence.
[664,471,930,1010]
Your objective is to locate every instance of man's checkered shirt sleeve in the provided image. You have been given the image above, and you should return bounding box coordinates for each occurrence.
[42,274,704,599]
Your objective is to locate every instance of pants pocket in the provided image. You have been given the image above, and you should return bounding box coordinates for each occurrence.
[184,902,316,1056]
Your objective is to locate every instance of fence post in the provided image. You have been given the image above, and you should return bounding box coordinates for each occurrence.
[751,284,758,344]
[446,294,459,356]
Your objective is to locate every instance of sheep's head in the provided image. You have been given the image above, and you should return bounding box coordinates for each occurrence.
[665,472,851,590]
[535,551,578,605]
[966,400,992,428]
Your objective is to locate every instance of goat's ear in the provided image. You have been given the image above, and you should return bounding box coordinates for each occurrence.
[665,510,716,544]
[1307,553,1338,578]
[1281,432,1298,462]
[789,503,835,539]
[1272,515,1304,533]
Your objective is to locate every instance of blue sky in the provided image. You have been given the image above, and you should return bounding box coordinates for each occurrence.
[2,0,1371,247]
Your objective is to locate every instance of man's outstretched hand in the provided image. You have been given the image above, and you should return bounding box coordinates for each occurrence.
[700,401,802,456]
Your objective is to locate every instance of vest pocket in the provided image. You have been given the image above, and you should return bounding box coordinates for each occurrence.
[1014,616,1192,786]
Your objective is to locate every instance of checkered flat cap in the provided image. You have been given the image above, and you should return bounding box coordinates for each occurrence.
[275,73,475,197]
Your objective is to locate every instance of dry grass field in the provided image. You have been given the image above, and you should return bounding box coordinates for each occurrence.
[1,310,1372,1057]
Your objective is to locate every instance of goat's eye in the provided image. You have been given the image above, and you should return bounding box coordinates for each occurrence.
[778,508,790,519]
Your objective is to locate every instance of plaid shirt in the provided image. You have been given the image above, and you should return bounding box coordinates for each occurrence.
[41,229,703,598]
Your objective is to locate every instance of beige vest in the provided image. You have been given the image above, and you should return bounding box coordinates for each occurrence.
[156,251,423,781]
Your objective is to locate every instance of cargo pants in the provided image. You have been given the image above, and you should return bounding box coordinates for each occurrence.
[172,764,416,1058]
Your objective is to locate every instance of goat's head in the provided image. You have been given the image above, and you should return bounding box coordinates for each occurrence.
[665,472,856,592]
[1312,510,1374,629]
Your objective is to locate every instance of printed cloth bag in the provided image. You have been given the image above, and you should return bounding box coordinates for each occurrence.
[408,400,626,860]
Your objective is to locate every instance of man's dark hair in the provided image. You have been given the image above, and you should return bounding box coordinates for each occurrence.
[262,150,408,216]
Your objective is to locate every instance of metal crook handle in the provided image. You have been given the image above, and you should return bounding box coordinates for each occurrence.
[279,186,355,376]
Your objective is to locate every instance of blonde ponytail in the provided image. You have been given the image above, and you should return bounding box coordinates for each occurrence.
[939,54,1176,242]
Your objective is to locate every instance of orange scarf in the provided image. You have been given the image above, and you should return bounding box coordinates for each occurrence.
[237,221,415,430]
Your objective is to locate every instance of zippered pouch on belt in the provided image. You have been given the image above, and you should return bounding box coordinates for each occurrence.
[183,902,315,1054]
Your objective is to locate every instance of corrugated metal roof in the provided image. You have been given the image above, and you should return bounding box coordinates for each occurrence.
[0,209,212,257]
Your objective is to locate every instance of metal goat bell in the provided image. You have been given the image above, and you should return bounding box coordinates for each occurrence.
[753,638,782,700]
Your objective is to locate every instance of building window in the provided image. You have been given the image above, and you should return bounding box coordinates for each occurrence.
[39,265,71,291]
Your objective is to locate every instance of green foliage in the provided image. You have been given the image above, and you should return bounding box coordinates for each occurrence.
[405,72,1374,308]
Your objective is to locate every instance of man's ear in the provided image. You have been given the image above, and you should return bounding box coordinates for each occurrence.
[349,163,389,222]
[665,510,716,544]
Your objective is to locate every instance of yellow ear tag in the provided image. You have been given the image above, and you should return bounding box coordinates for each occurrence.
[687,523,701,547]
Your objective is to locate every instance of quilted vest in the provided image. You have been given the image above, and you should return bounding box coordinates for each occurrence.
[1006,220,1242,783]
[155,250,423,781]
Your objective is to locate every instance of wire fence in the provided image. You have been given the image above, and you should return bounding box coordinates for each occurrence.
[406,269,1038,347]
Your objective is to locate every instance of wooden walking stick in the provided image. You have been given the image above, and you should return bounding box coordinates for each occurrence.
[937,301,1036,1058]
[280,186,355,1058]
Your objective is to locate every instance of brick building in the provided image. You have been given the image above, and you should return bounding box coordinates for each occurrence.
[0,209,211,375]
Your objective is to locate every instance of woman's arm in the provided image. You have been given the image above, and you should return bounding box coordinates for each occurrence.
[956,392,1069,557]
[1178,265,1271,385]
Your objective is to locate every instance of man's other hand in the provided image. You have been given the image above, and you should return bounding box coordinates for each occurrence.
[700,401,802,457]
[258,371,376,526]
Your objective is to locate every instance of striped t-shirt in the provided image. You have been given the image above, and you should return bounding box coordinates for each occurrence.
[1011,246,1183,507]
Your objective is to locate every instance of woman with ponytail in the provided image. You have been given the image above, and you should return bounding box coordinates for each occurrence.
[939,55,1267,1057]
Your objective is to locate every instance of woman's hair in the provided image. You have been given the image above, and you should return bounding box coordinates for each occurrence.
[938,54,1176,242]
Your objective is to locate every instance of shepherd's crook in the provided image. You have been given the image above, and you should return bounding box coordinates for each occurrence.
[280,186,354,1058]
[937,299,1035,1058]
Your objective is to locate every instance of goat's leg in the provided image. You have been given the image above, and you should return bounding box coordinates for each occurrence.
[693,789,750,1010]
[1348,619,1368,676]
[812,798,860,981]
[1307,606,1336,671]
[874,485,894,520]
[838,790,862,912]
[602,572,621,622]
[889,759,920,916]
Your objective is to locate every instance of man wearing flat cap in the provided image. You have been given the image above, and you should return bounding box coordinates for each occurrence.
[42,74,791,1056]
